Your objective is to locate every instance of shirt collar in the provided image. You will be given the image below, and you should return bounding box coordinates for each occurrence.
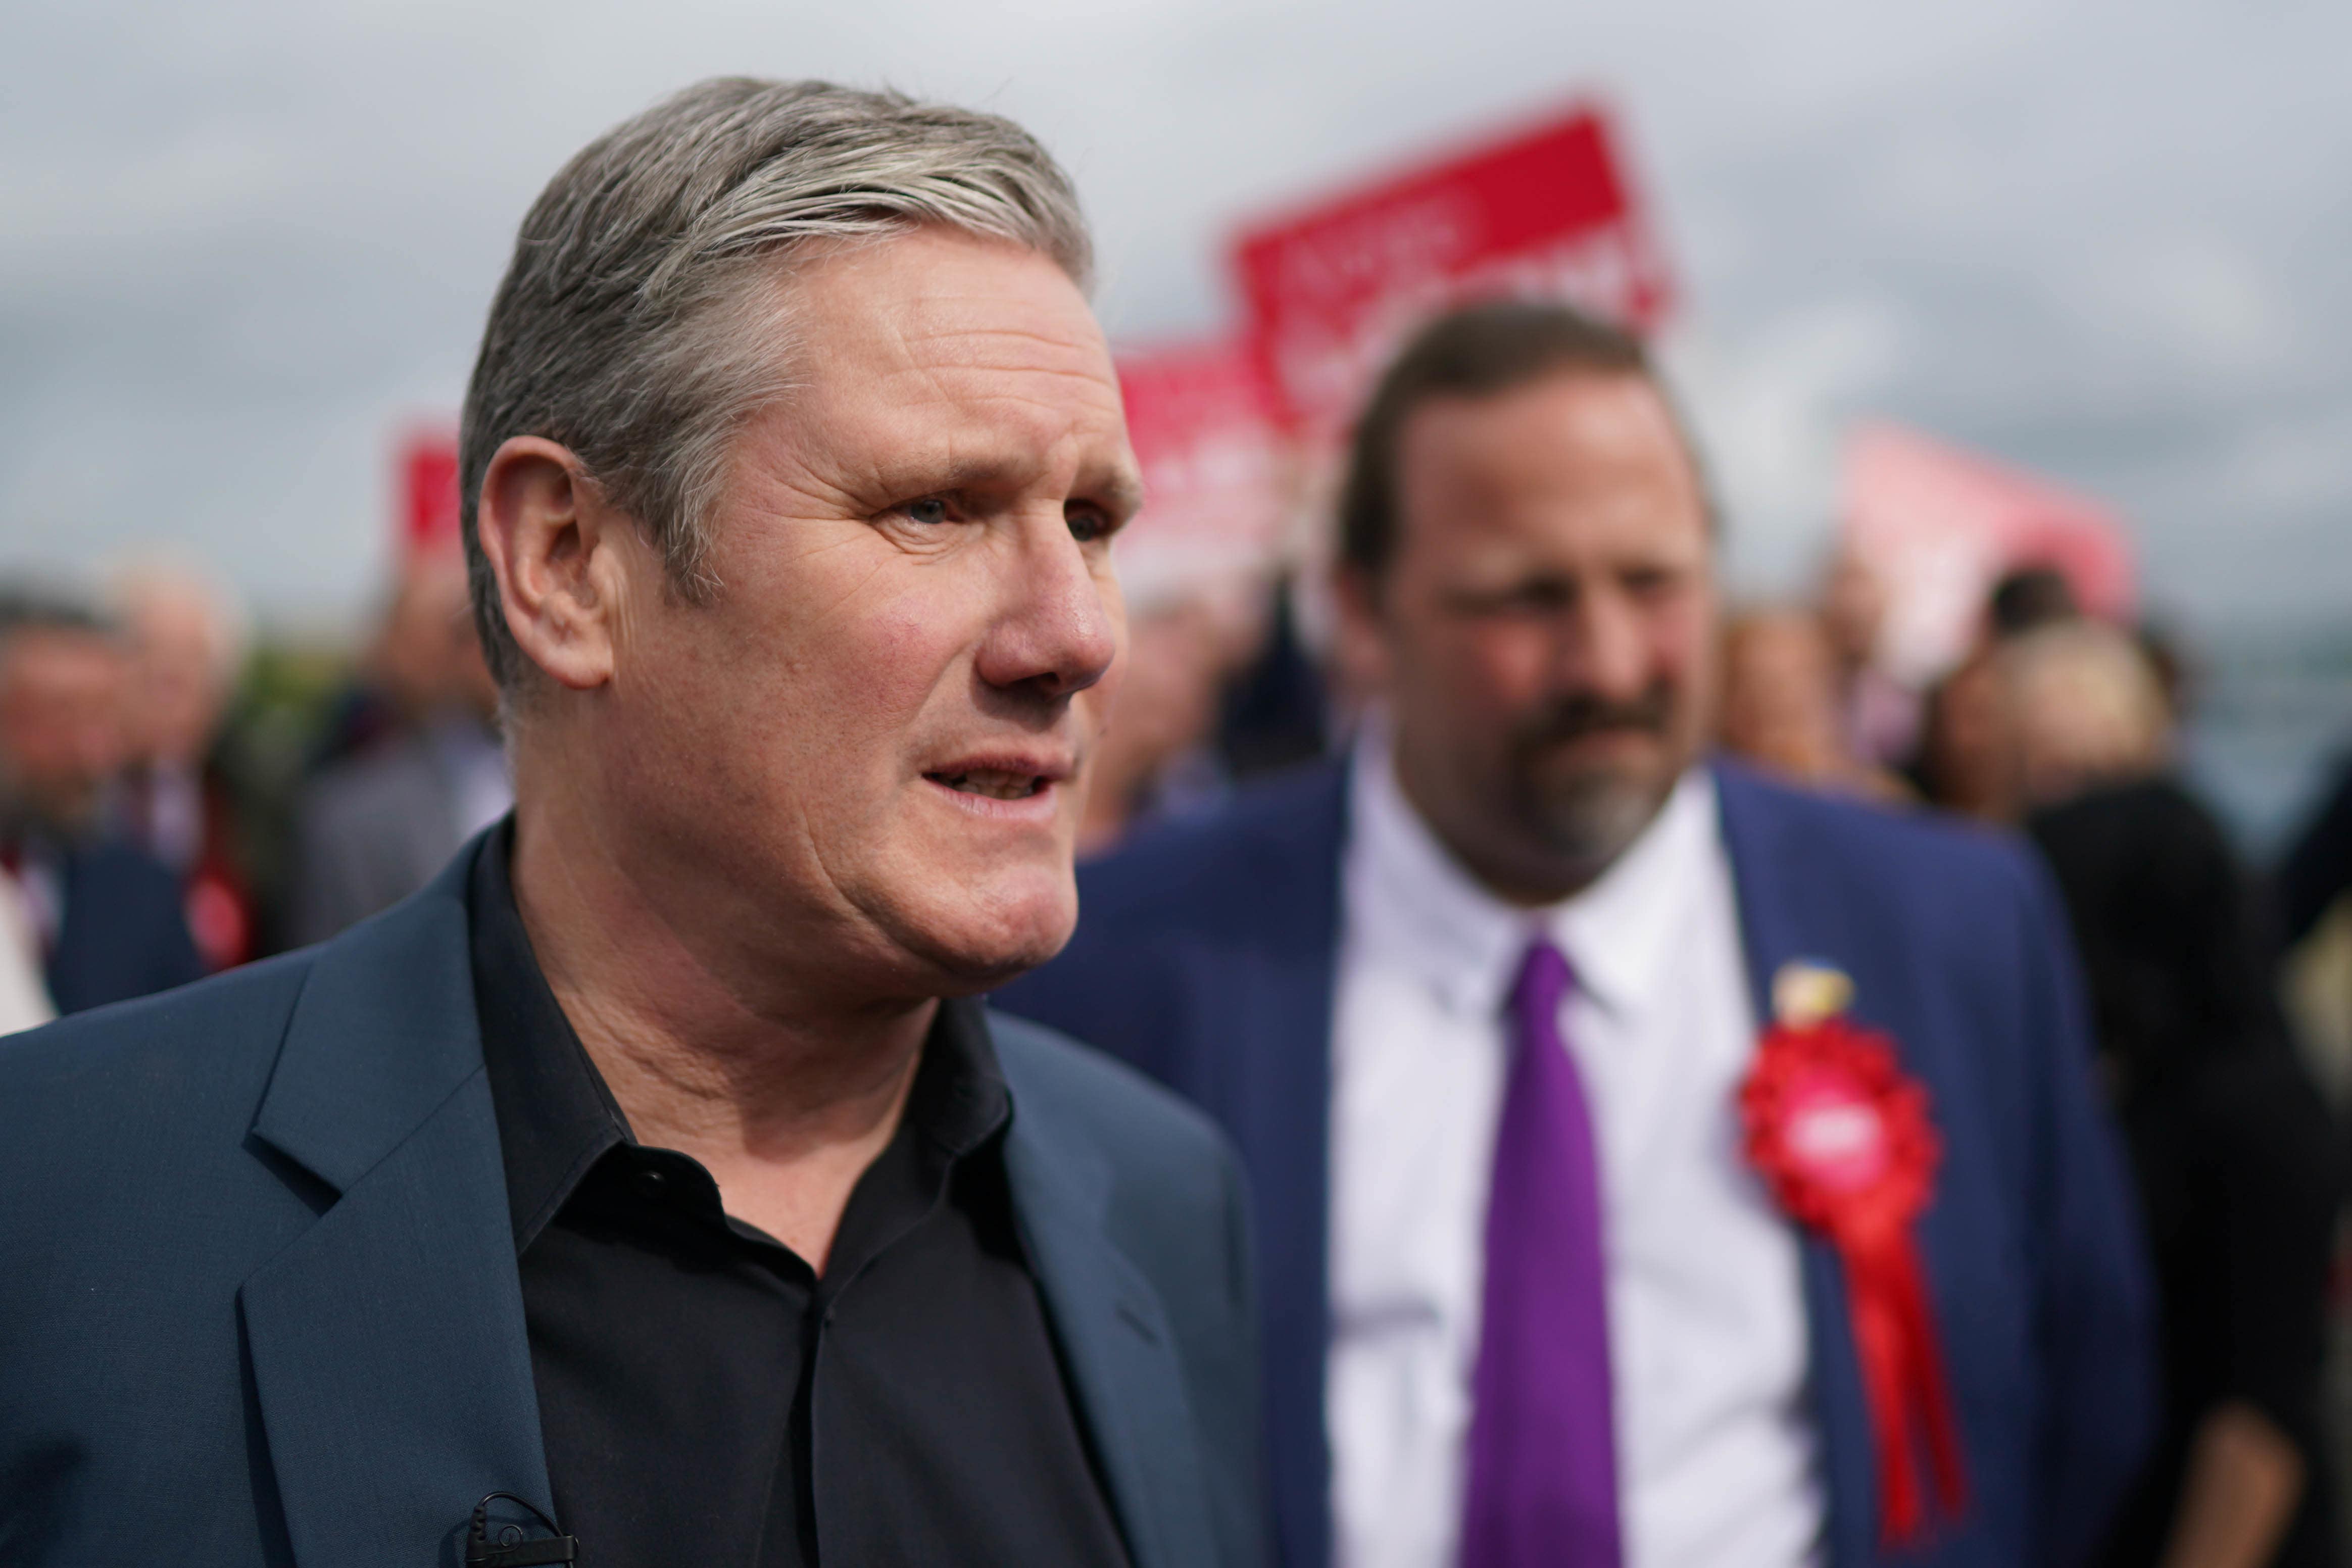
[1346,727,1723,1026]
[468,819,630,1252]
[465,818,1011,1254]
[1548,765,1722,1023]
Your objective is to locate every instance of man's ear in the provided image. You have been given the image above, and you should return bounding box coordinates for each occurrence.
[474,437,633,693]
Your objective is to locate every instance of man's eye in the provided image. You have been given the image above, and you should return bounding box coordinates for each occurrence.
[1482,583,1573,615]
[1067,507,1109,544]
[902,497,951,526]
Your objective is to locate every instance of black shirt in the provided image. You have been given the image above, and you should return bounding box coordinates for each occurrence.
[467,825,1134,1567]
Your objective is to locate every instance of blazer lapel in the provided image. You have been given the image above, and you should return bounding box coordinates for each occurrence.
[1003,1112,1216,1568]
[1712,761,1879,1568]
[239,852,552,1568]
[1195,762,1347,1568]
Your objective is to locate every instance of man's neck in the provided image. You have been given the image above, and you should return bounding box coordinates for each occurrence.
[507,788,930,1271]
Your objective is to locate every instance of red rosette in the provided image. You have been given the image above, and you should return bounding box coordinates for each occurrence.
[1741,1014,1968,1549]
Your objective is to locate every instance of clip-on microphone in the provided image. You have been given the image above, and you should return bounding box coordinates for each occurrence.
[464,1491,579,1566]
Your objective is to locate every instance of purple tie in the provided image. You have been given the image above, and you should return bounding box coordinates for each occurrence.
[1459,937,1623,1568]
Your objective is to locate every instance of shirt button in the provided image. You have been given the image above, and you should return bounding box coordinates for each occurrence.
[636,1168,668,1193]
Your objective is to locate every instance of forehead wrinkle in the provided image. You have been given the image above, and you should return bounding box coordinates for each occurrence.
[892,290,1105,358]
[773,263,1132,513]
[886,345,1124,421]
[875,367,1129,499]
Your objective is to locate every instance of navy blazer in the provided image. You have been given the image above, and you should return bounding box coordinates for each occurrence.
[997,759,2158,1568]
[42,835,205,1013]
[0,842,1265,1568]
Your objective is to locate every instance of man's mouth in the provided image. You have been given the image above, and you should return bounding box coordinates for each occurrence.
[925,768,1049,801]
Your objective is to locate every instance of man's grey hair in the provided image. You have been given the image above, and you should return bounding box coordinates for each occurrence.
[458,77,1094,692]
[0,585,115,647]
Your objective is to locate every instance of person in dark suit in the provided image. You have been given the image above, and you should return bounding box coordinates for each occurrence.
[1000,300,2155,1568]
[289,555,512,947]
[0,79,1260,1567]
[2280,744,2352,988]
[109,562,262,972]
[0,593,204,1014]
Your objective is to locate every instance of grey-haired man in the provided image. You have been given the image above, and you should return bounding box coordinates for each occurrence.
[0,79,1261,1568]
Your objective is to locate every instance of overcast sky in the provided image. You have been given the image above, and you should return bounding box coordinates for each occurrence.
[4,0,2347,635]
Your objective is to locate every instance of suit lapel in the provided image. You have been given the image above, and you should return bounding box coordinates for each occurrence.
[1197,763,1347,1568]
[1003,1109,1216,1568]
[239,849,552,1568]
[1712,762,1879,1568]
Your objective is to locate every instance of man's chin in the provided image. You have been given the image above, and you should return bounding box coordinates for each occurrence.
[1521,763,1678,879]
[1529,727,1670,773]
[884,883,1077,997]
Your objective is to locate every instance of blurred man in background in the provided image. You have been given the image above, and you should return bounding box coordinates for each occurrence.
[1817,546,1919,771]
[0,592,203,1013]
[1716,605,1902,800]
[2001,621,2174,813]
[1905,567,2086,824]
[1003,298,2154,1568]
[1909,651,2012,821]
[288,550,509,945]
[109,561,258,970]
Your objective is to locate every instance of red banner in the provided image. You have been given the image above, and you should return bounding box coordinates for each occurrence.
[1113,338,1290,601]
[1843,422,2138,684]
[398,426,462,561]
[1230,101,1674,438]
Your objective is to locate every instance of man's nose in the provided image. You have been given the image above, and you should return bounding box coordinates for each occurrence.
[973,512,1119,701]
[71,718,118,772]
[1557,587,1652,702]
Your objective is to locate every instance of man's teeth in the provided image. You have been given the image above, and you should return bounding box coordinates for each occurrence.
[939,769,1041,800]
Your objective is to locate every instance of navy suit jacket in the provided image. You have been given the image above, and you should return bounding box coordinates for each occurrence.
[997,759,2158,1568]
[0,842,1265,1568]
[42,835,205,1013]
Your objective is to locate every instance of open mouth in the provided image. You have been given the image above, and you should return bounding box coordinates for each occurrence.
[925,768,1049,801]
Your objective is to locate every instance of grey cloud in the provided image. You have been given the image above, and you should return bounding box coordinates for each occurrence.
[2,0,2347,629]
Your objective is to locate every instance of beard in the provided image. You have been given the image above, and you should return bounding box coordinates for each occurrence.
[1503,683,1686,880]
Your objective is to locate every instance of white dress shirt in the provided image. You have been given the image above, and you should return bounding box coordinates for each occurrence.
[1327,734,1825,1568]
[0,870,56,1036]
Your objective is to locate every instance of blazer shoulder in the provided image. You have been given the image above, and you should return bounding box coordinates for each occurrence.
[988,1009,1238,1186]
[1716,760,2047,911]
[1074,760,1346,932]
[0,949,311,1082]
[0,951,317,1176]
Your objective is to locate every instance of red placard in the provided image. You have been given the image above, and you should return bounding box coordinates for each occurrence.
[398,425,462,561]
[1231,101,1674,437]
[1844,422,2138,684]
[1113,338,1290,601]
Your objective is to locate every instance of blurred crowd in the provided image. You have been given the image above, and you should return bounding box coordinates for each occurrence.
[0,545,506,1034]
